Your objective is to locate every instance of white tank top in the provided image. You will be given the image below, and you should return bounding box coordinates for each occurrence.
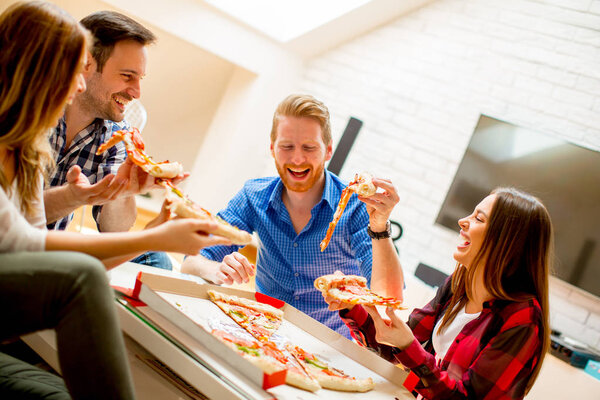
[432,306,480,362]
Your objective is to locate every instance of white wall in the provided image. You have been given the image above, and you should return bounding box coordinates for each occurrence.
[298,0,600,349]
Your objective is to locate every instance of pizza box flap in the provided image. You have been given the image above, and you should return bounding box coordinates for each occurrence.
[138,272,408,386]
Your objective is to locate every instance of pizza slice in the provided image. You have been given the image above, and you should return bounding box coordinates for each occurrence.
[96,128,184,179]
[314,273,405,309]
[320,172,376,252]
[211,329,286,375]
[274,343,321,392]
[287,344,375,392]
[163,181,253,246]
[208,290,283,343]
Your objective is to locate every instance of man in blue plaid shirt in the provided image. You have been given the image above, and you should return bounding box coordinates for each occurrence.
[182,94,405,337]
[43,11,177,269]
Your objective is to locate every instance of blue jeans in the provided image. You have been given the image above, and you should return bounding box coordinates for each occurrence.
[130,251,172,270]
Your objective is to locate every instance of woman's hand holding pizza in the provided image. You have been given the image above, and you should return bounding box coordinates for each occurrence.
[212,251,256,285]
[358,177,399,231]
[320,271,355,311]
[363,305,414,350]
[150,218,232,255]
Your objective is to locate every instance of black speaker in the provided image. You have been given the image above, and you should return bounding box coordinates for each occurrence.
[327,117,363,175]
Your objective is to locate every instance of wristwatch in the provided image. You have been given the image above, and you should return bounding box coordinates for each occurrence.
[367,220,391,240]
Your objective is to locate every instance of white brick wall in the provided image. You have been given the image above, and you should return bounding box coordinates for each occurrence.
[299,0,600,349]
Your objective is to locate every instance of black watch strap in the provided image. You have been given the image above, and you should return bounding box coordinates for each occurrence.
[367,220,391,239]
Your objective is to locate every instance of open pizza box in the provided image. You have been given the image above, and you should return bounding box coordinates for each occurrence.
[118,271,416,399]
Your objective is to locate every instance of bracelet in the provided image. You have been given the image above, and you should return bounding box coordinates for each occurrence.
[367,220,391,239]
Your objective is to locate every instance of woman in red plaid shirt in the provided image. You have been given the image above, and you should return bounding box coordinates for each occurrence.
[326,187,551,399]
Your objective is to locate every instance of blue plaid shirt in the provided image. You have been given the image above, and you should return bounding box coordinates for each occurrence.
[201,170,373,338]
[47,118,129,230]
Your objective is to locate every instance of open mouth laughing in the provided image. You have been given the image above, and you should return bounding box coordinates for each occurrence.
[112,94,130,111]
[287,167,310,180]
[457,231,471,249]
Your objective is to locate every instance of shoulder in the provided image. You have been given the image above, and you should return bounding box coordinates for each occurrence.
[494,297,543,330]
[227,176,281,208]
[241,176,280,194]
[326,171,348,192]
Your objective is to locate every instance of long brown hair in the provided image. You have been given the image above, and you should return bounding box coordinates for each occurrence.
[0,1,87,215]
[438,187,552,393]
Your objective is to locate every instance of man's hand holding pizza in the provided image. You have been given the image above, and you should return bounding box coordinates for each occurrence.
[357,177,399,232]
[111,157,189,198]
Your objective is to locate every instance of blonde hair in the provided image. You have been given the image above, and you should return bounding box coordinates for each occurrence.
[0,1,87,216]
[270,94,331,145]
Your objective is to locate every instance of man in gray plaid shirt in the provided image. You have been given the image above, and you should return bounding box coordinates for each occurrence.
[44,11,178,269]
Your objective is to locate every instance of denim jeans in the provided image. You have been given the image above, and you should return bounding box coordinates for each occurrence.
[130,251,172,270]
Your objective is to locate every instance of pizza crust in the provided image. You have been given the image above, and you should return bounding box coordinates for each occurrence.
[285,369,321,392]
[316,374,374,392]
[314,274,367,292]
[349,172,376,197]
[207,290,284,319]
[146,162,183,179]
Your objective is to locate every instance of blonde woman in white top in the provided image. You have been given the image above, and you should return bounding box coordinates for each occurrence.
[0,2,229,398]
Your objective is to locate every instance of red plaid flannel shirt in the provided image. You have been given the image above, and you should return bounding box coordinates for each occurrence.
[340,277,543,399]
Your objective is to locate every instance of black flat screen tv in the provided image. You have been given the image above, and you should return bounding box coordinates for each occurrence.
[436,115,600,297]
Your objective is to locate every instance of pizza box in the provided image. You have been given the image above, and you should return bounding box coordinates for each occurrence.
[123,271,415,399]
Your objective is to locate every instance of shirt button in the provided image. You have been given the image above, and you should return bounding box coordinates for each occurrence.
[293,243,298,248]
[294,273,299,277]
[294,296,299,300]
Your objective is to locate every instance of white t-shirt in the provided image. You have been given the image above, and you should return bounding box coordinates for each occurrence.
[0,175,47,252]
[432,306,481,362]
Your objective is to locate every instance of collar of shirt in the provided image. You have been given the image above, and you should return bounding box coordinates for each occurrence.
[52,117,110,162]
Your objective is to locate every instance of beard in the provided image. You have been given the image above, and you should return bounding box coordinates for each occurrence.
[78,73,129,122]
[275,161,325,193]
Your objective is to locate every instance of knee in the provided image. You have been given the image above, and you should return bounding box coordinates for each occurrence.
[55,252,108,289]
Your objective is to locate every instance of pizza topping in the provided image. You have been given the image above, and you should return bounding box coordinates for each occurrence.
[96,128,183,179]
[286,344,375,392]
[208,290,283,343]
[315,273,405,309]
[320,172,376,252]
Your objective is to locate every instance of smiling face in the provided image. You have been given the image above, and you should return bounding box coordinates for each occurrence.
[271,116,332,193]
[453,194,497,268]
[77,39,146,122]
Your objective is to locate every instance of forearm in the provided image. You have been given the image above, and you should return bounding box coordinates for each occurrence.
[97,196,137,232]
[45,230,157,262]
[371,237,404,300]
[44,186,83,224]
[180,254,221,282]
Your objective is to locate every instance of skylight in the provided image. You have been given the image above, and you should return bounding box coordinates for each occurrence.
[204,0,371,42]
